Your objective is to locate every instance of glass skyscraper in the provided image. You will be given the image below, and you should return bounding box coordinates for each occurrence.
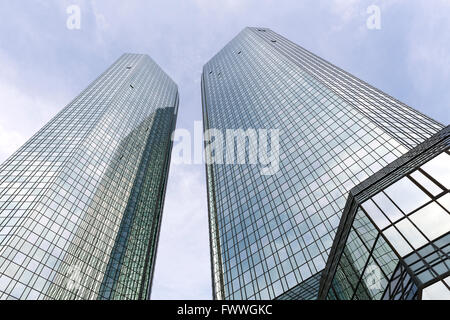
[0,53,179,300]
[201,27,444,300]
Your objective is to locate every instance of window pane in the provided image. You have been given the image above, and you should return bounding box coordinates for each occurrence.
[384,177,430,214]
[422,278,450,300]
[409,202,450,240]
[410,170,443,196]
[421,153,450,189]
[437,193,450,211]
[383,226,412,256]
[395,218,427,249]
[361,200,390,229]
[373,192,404,223]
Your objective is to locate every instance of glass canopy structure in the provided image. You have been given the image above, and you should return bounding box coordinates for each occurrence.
[320,125,450,300]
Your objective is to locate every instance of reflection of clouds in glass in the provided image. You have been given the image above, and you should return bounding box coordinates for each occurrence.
[361,200,390,229]
[395,218,427,249]
[383,226,412,256]
[421,152,450,189]
[409,202,450,241]
[422,277,450,300]
[438,193,450,211]
[384,177,430,214]
[410,170,443,196]
[372,192,404,223]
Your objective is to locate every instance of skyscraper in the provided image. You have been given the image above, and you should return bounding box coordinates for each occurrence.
[201,27,444,300]
[0,53,179,300]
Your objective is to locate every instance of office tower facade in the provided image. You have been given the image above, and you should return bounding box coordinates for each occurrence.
[201,27,443,300]
[320,125,450,300]
[0,53,179,300]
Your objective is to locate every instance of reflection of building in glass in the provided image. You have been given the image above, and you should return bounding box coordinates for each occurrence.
[202,27,444,300]
[0,54,178,300]
[320,126,450,300]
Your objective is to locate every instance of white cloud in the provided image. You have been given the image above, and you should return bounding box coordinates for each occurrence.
[0,80,58,163]
[405,1,450,92]
[0,125,26,163]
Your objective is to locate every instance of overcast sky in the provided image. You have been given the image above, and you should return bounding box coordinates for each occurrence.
[0,0,448,300]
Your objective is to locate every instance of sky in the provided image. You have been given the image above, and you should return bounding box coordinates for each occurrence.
[0,0,449,300]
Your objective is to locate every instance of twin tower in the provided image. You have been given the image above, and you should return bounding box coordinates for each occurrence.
[0,28,448,300]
